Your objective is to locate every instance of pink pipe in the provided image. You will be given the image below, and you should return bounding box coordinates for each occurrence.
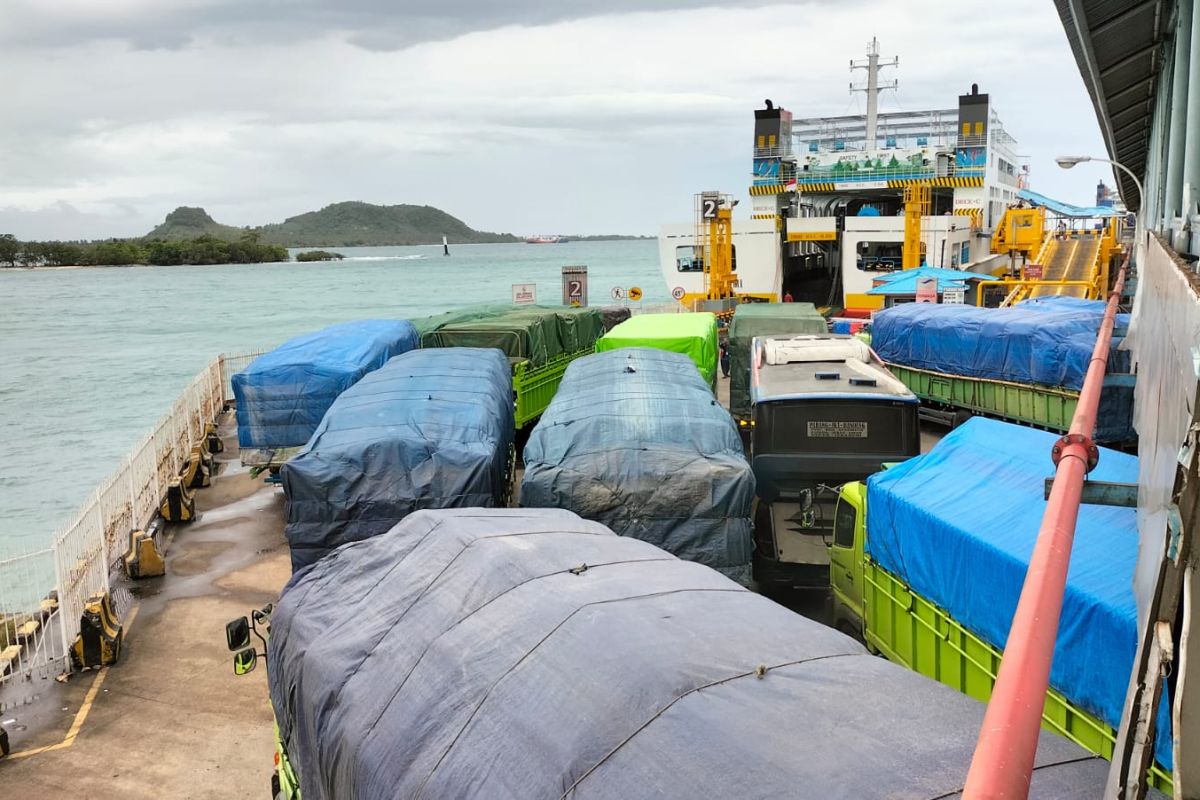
[961,254,1129,799]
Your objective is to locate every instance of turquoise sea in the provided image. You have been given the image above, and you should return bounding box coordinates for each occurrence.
[0,240,663,553]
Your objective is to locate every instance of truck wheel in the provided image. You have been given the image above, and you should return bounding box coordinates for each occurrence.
[952,409,973,429]
[0,727,9,757]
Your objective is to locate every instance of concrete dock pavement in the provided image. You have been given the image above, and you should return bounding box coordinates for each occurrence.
[0,413,289,800]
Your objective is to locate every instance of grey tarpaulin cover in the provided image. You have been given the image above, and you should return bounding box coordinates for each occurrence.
[279,348,513,571]
[520,348,754,583]
[267,507,1123,800]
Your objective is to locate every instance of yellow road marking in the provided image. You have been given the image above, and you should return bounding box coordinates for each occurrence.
[7,603,141,759]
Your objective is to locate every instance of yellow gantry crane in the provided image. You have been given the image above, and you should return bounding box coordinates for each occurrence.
[902,184,931,269]
[697,191,738,301]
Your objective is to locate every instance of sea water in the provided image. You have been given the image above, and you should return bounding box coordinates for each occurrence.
[0,240,663,555]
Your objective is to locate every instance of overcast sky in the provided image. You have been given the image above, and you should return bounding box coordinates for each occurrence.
[0,0,1115,239]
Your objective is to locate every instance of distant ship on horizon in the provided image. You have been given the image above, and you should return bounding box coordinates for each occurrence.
[525,235,567,244]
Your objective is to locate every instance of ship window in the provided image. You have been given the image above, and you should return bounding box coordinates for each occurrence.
[855,241,903,273]
[833,500,857,548]
[676,245,737,272]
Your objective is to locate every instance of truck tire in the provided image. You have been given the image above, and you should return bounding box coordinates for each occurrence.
[0,727,9,757]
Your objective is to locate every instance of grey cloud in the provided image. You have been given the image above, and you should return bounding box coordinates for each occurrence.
[5,0,804,51]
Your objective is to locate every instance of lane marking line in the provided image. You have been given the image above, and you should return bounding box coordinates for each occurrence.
[7,603,141,759]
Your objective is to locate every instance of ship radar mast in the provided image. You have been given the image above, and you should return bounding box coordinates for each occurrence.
[850,37,898,148]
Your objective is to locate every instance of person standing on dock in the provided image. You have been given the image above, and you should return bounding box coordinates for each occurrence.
[783,290,794,303]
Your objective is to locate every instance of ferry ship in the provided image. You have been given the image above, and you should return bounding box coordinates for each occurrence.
[659,40,1025,314]
[525,234,567,244]
[0,7,1197,800]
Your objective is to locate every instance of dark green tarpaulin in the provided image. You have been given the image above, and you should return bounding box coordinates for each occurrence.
[418,306,604,368]
[728,303,827,419]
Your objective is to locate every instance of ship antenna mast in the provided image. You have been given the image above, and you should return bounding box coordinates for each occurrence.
[850,37,898,148]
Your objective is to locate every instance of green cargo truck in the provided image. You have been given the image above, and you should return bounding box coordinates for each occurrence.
[884,361,1135,442]
[727,302,828,425]
[417,306,604,428]
[827,419,1172,792]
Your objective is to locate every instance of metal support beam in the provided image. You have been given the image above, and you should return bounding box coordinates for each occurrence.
[1183,0,1200,223]
[1164,0,1192,229]
[1043,479,1139,507]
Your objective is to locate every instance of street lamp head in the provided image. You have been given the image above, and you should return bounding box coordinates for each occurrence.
[1056,156,1091,169]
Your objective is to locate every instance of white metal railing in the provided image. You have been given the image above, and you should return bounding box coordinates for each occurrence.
[0,351,255,697]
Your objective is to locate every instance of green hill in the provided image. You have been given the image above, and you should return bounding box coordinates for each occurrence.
[145,207,246,241]
[144,202,520,247]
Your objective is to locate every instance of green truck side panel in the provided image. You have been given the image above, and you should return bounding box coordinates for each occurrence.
[512,347,594,428]
[727,303,828,420]
[834,484,1172,794]
[886,362,1078,431]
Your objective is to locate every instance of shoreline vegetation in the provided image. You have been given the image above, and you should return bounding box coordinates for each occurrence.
[296,250,345,262]
[1,201,654,269]
[0,232,288,268]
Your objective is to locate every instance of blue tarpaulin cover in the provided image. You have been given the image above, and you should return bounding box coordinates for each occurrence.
[267,507,1122,800]
[520,348,755,584]
[280,348,513,572]
[873,302,1111,391]
[866,417,1171,768]
[232,320,419,449]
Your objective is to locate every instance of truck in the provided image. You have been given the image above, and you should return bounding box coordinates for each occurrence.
[279,347,515,572]
[871,298,1135,442]
[520,348,755,584]
[725,301,828,427]
[233,319,420,469]
[594,311,719,389]
[748,334,919,589]
[227,506,1131,800]
[416,305,606,428]
[828,417,1173,792]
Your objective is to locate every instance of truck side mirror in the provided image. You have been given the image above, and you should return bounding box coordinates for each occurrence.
[226,617,250,651]
[251,604,274,626]
[233,647,258,676]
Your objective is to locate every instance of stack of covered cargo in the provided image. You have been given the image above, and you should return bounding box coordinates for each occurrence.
[520,348,754,584]
[866,417,1172,773]
[595,312,719,386]
[418,306,604,366]
[727,303,827,420]
[267,507,1117,800]
[279,348,513,572]
[871,301,1133,441]
[231,320,419,455]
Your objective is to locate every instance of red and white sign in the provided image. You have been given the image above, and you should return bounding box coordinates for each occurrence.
[915,277,938,304]
[512,283,536,305]
[1025,264,1044,280]
[671,286,686,301]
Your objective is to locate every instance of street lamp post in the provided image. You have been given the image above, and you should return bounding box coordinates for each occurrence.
[1056,155,1144,226]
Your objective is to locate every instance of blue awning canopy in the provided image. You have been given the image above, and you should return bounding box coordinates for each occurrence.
[1018,188,1123,218]
[867,267,997,295]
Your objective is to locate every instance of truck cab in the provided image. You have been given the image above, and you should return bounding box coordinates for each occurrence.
[749,335,918,590]
[829,481,868,637]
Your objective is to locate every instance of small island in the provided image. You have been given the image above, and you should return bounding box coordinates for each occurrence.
[295,250,345,262]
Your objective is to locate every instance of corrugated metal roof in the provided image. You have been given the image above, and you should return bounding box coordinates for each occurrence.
[1054,0,1173,209]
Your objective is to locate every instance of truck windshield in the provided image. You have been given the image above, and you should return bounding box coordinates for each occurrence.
[756,400,914,455]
